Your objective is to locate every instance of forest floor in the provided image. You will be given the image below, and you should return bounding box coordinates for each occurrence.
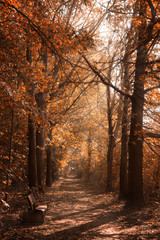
[0,175,160,240]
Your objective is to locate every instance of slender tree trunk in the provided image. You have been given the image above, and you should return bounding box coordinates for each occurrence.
[28,114,38,187]
[106,83,115,192]
[87,128,92,181]
[46,131,53,187]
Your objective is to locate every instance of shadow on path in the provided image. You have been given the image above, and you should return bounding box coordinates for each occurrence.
[1,175,160,240]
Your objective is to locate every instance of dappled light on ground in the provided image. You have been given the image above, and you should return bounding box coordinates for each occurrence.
[0,176,160,239]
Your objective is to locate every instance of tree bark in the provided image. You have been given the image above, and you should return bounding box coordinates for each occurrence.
[106,133,114,192]
[28,114,38,187]
[52,145,58,181]
[120,99,128,198]
[35,91,46,192]
[155,153,160,192]
[5,109,14,201]
[46,131,53,187]
[119,49,130,199]
[36,124,45,191]
[26,40,38,188]
[106,79,115,192]
[87,128,92,181]
[127,1,147,207]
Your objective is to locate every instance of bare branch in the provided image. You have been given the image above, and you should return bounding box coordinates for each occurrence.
[145,132,160,138]
[144,85,160,94]
[63,81,93,115]
[81,54,132,99]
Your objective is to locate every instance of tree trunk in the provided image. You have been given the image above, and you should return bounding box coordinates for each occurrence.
[28,114,38,187]
[52,145,58,181]
[35,91,46,192]
[127,1,147,206]
[120,96,129,198]
[119,50,129,199]
[106,134,114,192]
[155,153,160,192]
[36,125,45,191]
[5,109,14,201]
[120,100,128,198]
[128,87,145,206]
[26,41,38,188]
[87,128,92,181]
[106,82,115,192]
[46,131,53,187]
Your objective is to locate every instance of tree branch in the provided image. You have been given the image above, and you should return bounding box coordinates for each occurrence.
[0,0,59,57]
[145,132,160,138]
[146,0,156,22]
[144,85,160,94]
[63,81,93,115]
[81,54,132,99]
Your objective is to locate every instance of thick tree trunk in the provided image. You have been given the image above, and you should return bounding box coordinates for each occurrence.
[35,91,46,192]
[128,33,147,208]
[128,91,145,206]
[26,41,38,188]
[120,108,128,198]
[119,51,129,199]
[28,114,38,187]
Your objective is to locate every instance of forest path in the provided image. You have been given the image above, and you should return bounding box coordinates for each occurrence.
[1,175,160,239]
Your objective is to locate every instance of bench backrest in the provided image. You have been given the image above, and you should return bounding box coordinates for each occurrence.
[28,193,36,211]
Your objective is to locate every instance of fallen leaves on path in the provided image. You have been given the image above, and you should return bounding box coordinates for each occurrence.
[0,176,160,239]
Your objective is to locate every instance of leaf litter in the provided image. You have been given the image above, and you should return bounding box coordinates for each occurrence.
[0,176,160,239]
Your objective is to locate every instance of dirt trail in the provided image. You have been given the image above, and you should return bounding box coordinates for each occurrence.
[1,175,160,239]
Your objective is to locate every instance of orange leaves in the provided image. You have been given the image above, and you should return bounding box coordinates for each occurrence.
[134,128,145,137]
[7,0,21,8]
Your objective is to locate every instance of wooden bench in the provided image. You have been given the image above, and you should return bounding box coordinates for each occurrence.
[22,191,47,225]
